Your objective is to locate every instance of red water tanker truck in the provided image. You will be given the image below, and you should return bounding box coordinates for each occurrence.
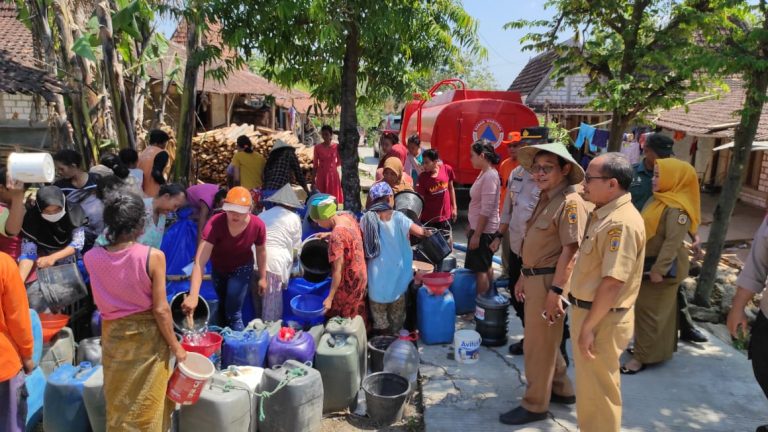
[397,79,539,186]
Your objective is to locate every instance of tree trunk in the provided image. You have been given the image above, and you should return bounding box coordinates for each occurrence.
[24,0,74,150]
[338,21,362,212]
[607,111,629,152]
[694,68,768,306]
[97,2,136,150]
[173,20,202,185]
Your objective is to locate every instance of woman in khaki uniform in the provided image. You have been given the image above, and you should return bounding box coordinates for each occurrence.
[622,158,700,374]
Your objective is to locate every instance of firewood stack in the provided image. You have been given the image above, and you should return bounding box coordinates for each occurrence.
[192,124,314,186]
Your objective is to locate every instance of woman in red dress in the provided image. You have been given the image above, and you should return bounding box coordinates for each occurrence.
[308,194,367,325]
[313,125,344,203]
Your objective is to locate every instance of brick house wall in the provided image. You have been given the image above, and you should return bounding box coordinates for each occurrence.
[527,74,593,107]
[0,92,39,121]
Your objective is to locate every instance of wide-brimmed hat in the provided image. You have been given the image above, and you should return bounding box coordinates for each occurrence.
[265,183,303,208]
[518,142,585,184]
[271,139,291,151]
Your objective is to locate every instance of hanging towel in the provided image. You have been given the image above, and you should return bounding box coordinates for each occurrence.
[574,123,596,150]
[592,129,610,149]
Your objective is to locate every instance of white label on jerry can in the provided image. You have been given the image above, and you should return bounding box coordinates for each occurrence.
[475,306,485,320]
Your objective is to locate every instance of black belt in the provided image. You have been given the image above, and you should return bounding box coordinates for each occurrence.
[568,294,629,312]
[521,267,556,277]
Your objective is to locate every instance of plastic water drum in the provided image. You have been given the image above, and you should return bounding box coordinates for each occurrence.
[450,268,477,315]
[267,329,316,367]
[259,360,323,432]
[44,362,99,432]
[83,366,106,432]
[417,286,456,345]
[221,329,270,368]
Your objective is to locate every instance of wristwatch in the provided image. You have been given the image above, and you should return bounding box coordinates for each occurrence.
[494,232,504,240]
[549,285,564,295]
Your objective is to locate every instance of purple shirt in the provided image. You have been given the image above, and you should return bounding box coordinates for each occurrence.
[85,243,153,320]
[186,184,220,217]
[468,168,500,234]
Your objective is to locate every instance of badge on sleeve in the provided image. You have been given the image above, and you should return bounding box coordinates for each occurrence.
[608,227,622,252]
[566,203,578,224]
[677,213,688,225]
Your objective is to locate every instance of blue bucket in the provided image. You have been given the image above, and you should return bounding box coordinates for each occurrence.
[290,294,325,320]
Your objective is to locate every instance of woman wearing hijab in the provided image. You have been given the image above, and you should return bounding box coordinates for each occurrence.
[308,194,368,324]
[621,158,700,374]
[18,186,87,282]
[361,182,428,334]
[256,184,303,320]
[366,157,413,209]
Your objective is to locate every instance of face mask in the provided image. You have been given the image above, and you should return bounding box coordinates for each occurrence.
[42,209,66,223]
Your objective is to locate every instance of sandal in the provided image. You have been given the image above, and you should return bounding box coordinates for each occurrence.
[620,363,646,375]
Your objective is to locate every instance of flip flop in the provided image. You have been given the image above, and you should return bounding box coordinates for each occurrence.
[620,363,646,375]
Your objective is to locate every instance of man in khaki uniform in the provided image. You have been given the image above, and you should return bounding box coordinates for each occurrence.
[498,143,588,426]
[570,153,646,432]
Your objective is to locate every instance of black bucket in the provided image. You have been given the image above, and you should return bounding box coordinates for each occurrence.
[169,292,210,332]
[368,335,397,373]
[300,236,330,283]
[33,264,88,310]
[394,191,424,223]
[363,372,410,425]
[415,228,452,265]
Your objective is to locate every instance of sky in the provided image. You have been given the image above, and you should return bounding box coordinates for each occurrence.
[462,0,554,89]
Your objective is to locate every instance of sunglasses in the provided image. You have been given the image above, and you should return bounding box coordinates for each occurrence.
[530,164,557,174]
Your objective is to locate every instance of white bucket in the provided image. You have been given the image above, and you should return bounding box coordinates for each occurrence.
[8,153,55,183]
[454,329,481,364]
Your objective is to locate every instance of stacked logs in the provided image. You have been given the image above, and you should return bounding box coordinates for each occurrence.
[192,124,313,185]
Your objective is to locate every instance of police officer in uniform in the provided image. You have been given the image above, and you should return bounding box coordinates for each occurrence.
[498,143,587,426]
[570,153,646,431]
[629,132,708,343]
[493,127,547,355]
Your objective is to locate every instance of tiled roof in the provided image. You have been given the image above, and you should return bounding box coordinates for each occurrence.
[0,3,66,99]
[508,50,558,95]
[655,77,768,140]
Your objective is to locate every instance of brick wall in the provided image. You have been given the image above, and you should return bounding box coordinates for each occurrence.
[0,92,37,121]
[529,74,594,106]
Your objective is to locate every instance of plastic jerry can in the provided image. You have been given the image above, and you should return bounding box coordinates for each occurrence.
[325,315,367,380]
[314,334,360,413]
[258,360,323,432]
[246,318,283,337]
[417,286,456,345]
[44,361,99,432]
[82,366,106,432]
[76,336,102,366]
[221,329,271,368]
[267,329,316,367]
[449,268,477,315]
[179,373,253,432]
[220,365,264,432]
[40,327,76,376]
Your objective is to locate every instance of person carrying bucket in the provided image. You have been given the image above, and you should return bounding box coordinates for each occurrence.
[183,187,268,331]
[84,192,186,431]
[308,194,368,326]
[499,142,587,426]
[360,182,429,335]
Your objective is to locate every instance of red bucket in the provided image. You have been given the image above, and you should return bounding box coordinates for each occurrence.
[180,332,223,358]
[166,352,215,405]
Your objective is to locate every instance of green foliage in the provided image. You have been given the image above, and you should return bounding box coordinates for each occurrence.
[414,49,498,93]
[206,0,485,107]
[506,0,734,121]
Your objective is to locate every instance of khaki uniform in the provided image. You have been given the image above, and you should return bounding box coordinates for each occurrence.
[634,206,691,364]
[570,193,645,432]
[519,181,587,413]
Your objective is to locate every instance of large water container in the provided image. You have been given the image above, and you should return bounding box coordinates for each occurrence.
[25,310,45,431]
[308,323,324,347]
[325,315,367,383]
[417,286,456,345]
[40,327,75,376]
[76,337,102,366]
[315,334,360,413]
[179,373,253,432]
[82,366,106,432]
[283,277,331,326]
[450,268,477,315]
[259,360,323,432]
[44,361,99,432]
[221,329,271,368]
[246,318,283,336]
[475,284,510,347]
[383,330,419,388]
[267,329,316,367]
[220,364,263,432]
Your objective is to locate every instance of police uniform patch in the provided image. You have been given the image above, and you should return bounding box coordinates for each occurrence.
[608,227,623,236]
[677,213,688,225]
[566,203,578,224]
[609,236,621,251]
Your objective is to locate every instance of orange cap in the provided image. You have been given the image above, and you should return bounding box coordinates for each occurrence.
[502,131,522,145]
[222,187,252,213]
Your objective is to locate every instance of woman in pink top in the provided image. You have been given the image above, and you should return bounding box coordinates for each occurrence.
[313,125,344,203]
[466,139,501,296]
[84,193,186,432]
